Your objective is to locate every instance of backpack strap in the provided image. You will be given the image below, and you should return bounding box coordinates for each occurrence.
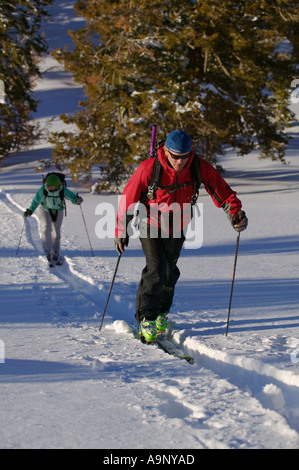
[140,143,164,204]
[60,186,66,216]
[146,156,164,201]
[189,154,202,205]
[159,180,194,193]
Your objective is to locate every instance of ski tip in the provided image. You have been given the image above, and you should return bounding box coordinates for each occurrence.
[186,357,195,365]
[177,355,194,364]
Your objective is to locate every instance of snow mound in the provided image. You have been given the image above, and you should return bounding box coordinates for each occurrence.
[105,320,133,336]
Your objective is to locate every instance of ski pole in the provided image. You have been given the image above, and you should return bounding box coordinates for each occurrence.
[77,194,94,257]
[225,231,240,336]
[99,253,122,331]
[16,218,26,255]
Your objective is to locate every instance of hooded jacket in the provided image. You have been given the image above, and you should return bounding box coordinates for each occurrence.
[116,145,242,238]
[28,184,78,214]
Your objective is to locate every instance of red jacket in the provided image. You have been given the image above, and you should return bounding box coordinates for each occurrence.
[116,146,242,237]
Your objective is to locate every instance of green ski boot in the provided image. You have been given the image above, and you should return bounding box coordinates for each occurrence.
[140,320,157,343]
[156,313,168,334]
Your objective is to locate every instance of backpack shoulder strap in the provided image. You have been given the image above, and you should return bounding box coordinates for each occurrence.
[146,156,163,199]
[190,154,202,205]
[140,155,163,203]
[145,140,165,200]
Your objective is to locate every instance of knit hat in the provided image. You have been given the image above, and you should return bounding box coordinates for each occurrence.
[165,129,192,154]
[46,174,61,187]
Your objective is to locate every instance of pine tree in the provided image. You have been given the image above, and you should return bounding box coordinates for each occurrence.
[50,0,299,190]
[0,0,53,158]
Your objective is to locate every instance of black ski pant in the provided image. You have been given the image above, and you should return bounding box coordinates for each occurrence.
[135,229,185,324]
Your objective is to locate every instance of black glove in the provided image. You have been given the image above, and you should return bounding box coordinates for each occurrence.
[114,236,129,254]
[76,195,83,205]
[232,210,248,232]
[23,209,32,218]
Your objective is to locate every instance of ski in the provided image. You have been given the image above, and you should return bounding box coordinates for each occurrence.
[46,254,63,268]
[48,260,63,268]
[53,254,63,266]
[47,257,55,268]
[138,330,194,364]
[156,333,195,364]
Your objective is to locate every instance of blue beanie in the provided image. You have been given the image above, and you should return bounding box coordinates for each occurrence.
[165,130,192,154]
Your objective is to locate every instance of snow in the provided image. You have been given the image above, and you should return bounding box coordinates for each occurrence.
[0,0,299,451]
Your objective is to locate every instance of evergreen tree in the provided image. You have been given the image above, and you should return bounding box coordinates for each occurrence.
[50,0,299,190]
[0,0,53,158]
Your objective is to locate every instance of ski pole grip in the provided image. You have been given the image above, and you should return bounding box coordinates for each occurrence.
[150,124,157,156]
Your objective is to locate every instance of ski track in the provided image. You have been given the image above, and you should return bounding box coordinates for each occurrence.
[1,189,299,448]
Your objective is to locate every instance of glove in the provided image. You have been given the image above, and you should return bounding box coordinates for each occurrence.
[23,209,32,218]
[232,210,248,232]
[114,236,129,254]
[76,195,83,205]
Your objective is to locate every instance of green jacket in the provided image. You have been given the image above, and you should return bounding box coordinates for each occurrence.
[29,184,78,213]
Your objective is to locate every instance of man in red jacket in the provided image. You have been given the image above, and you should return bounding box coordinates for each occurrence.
[115,129,248,343]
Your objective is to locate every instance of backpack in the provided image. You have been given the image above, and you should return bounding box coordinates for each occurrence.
[42,172,67,218]
[140,141,202,206]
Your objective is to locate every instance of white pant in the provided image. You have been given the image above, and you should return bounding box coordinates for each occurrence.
[39,207,64,254]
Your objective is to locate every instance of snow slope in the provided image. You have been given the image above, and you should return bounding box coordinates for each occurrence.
[0,0,299,450]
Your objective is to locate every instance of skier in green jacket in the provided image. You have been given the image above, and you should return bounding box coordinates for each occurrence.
[23,174,83,266]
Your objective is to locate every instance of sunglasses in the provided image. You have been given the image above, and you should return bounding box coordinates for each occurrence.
[167,150,192,160]
[46,185,59,191]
